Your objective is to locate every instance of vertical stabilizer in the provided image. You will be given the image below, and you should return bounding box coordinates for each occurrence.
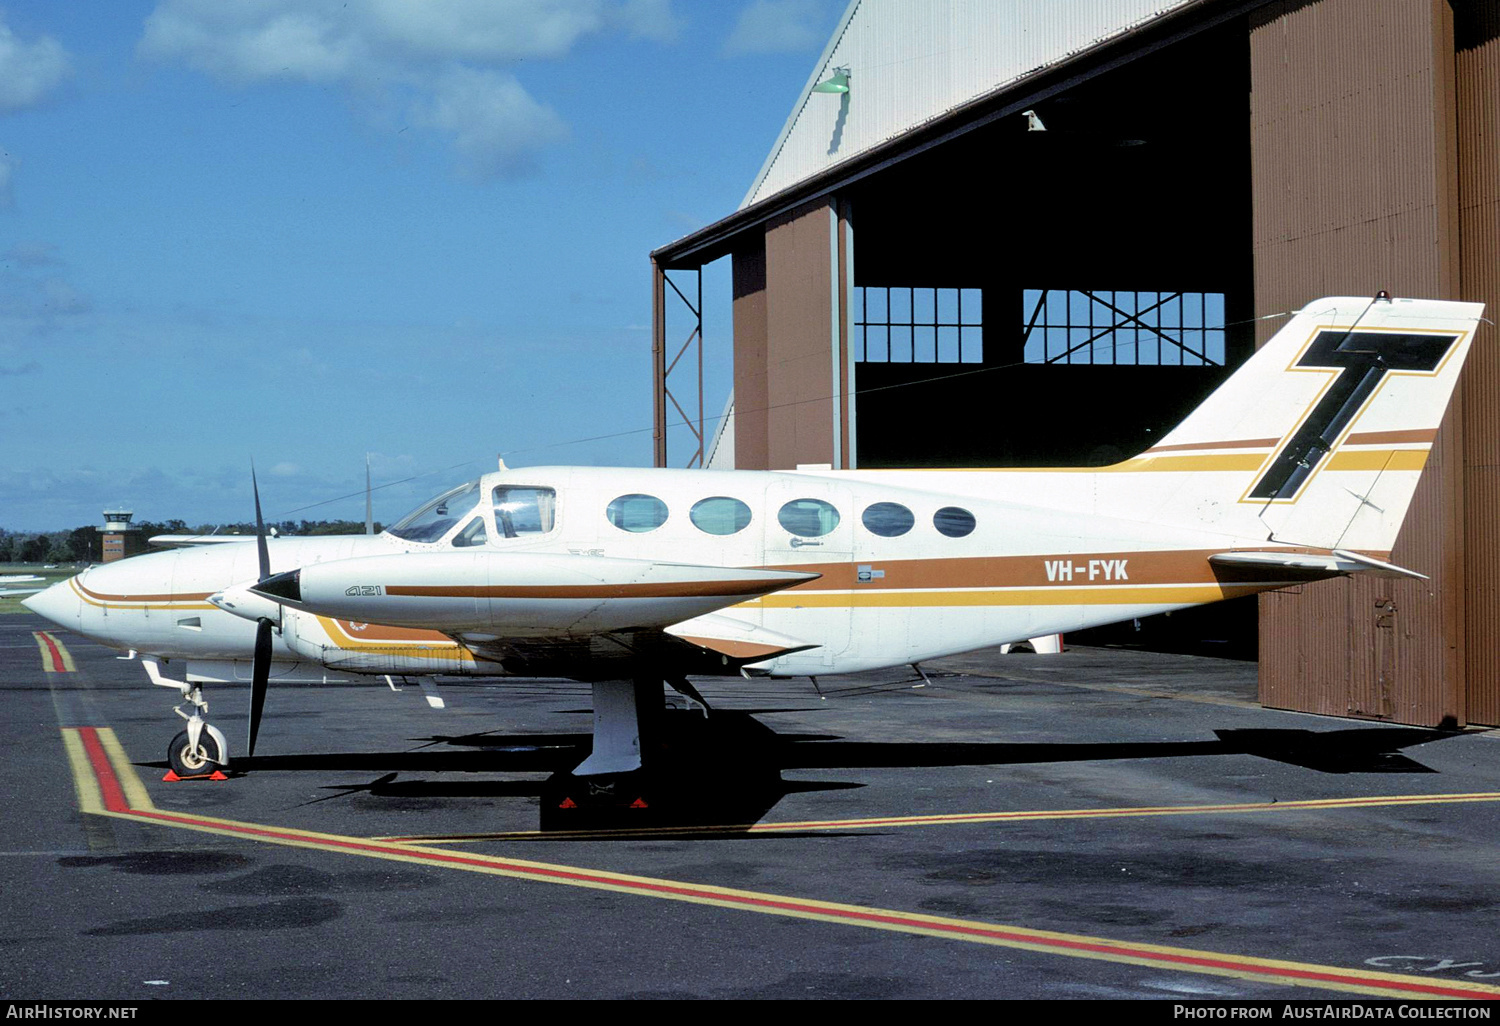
[1147,296,1481,552]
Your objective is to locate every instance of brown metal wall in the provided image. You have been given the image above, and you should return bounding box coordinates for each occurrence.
[1251,0,1466,726]
[1457,1,1500,726]
[732,242,771,471]
[762,200,837,470]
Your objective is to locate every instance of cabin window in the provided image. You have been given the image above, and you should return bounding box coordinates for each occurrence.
[778,498,840,538]
[607,493,669,533]
[861,502,914,537]
[690,496,752,536]
[492,487,556,537]
[451,517,488,547]
[933,506,976,538]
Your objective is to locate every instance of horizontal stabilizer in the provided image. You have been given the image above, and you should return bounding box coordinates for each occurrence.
[1209,550,1427,581]
[666,613,819,662]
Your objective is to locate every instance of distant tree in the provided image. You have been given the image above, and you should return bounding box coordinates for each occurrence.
[66,526,98,563]
[19,536,48,563]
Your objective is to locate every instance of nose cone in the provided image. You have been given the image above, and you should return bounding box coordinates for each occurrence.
[23,578,80,629]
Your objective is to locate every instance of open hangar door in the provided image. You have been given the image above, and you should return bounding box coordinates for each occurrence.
[845,22,1258,656]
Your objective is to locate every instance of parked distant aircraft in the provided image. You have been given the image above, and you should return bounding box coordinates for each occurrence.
[25,296,1482,781]
[0,574,48,597]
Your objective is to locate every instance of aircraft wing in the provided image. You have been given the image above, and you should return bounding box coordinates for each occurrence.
[149,535,257,548]
[222,550,821,679]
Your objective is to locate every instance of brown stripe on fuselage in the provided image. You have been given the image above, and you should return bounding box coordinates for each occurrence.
[762,547,1392,592]
[73,579,214,604]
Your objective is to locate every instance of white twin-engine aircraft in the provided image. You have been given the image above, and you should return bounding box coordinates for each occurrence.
[24,296,1484,780]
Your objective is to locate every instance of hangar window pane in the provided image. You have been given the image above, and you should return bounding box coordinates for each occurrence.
[856,286,983,364]
[690,496,752,536]
[606,494,668,533]
[1022,290,1226,366]
[778,498,840,538]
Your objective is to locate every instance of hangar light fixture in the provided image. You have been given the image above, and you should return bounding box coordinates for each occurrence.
[813,66,850,94]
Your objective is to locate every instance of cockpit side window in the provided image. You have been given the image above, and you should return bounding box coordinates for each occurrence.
[387,480,482,543]
[493,486,557,538]
[451,516,488,547]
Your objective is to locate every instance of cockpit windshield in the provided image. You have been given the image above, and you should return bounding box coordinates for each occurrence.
[386,480,482,543]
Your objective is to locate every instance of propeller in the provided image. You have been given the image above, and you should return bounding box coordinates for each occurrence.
[248,463,274,758]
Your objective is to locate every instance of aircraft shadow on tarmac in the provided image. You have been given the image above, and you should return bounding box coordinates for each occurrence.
[138,711,1460,837]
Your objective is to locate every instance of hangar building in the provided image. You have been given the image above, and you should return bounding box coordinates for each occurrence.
[650,0,1499,729]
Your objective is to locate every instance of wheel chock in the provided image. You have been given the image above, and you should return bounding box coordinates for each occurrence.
[558,797,578,809]
[162,769,230,782]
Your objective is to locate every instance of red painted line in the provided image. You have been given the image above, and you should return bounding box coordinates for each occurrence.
[35,631,67,672]
[77,732,1498,1000]
[76,728,127,812]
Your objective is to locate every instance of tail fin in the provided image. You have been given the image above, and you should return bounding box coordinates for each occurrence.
[1148,295,1482,553]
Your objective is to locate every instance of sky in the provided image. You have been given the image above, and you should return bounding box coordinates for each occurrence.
[0,0,848,532]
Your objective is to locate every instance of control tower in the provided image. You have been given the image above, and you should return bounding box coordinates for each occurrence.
[101,508,145,563]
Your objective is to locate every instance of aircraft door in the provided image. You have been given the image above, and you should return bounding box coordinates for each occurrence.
[762,479,853,665]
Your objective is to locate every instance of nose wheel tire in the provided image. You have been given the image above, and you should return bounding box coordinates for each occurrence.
[168,729,222,777]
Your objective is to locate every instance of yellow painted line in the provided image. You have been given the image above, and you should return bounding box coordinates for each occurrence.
[383,792,1500,845]
[32,631,76,672]
[57,727,1500,1000]
[60,730,105,815]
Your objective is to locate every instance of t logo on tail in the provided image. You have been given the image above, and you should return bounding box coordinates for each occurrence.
[1249,330,1461,502]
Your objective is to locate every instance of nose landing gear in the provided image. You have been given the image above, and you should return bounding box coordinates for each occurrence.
[144,657,230,778]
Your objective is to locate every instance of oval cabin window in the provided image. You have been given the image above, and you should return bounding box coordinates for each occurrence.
[778,498,841,538]
[861,502,914,537]
[606,493,669,533]
[690,496,752,536]
[933,506,976,538]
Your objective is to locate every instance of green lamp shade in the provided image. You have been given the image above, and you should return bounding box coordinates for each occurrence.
[812,70,849,94]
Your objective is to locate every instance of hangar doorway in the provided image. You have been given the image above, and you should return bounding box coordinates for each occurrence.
[847,21,1255,470]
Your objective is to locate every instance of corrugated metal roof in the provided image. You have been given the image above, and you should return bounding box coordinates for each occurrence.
[743,0,1199,209]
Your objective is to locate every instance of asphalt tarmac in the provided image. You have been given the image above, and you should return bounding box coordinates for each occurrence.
[3,611,1499,1001]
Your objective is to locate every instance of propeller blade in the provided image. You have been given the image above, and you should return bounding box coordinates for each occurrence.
[248,617,272,757]
[252,463,271,583]
[365,454,374,536]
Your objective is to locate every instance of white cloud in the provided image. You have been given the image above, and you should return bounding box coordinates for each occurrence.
[0,16,71,112]
[723,0,831,56]
[138,0,678,178]
[420,67,567,179]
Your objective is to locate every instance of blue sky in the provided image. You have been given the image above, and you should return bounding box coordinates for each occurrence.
[0,0,846,531]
